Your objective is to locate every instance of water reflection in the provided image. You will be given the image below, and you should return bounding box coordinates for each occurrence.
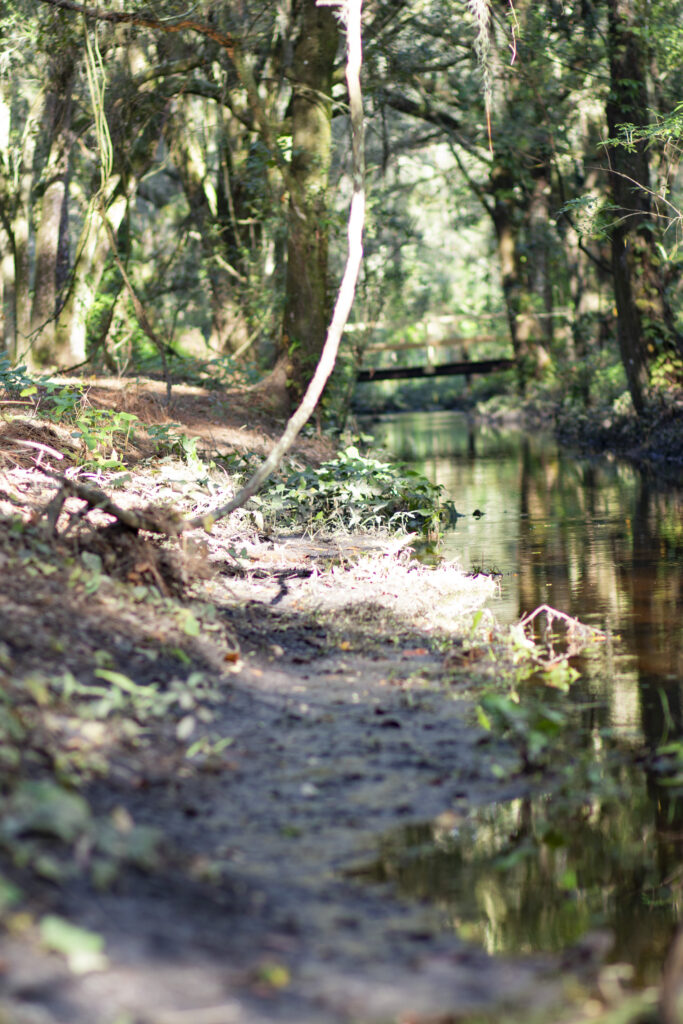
[350,784,677,983]
[362,410,683,969]
[367,411,683,739]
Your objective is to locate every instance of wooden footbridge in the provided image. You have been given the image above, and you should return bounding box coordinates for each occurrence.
[357,355,515,382]
[350,313,516,383]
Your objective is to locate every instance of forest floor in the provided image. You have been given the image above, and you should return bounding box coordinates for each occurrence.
[0,377,668,1024]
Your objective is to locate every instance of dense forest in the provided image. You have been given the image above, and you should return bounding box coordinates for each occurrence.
[1,0,682,421]
[1,5,683,1023]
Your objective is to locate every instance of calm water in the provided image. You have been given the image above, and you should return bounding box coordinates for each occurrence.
[361,410,683,980]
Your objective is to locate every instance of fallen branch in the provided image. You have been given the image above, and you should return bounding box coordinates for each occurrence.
[41,470,185,536]
[12,439,65,462]
[518,604,607,638]
[517,604,607,669]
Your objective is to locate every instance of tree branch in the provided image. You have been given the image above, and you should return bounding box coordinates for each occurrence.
[34,0,238,54]
[35,0,300,202]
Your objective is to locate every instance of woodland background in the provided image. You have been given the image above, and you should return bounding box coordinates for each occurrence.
[1,0,682,421]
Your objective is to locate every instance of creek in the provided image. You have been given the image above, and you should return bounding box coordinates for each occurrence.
[363,410,683,987]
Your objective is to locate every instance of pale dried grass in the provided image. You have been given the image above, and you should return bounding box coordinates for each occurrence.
[301,548,497,633]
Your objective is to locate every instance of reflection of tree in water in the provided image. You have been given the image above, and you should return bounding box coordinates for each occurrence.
[473,454,683,970]
[626,479,683,898]
[359,785,672,976]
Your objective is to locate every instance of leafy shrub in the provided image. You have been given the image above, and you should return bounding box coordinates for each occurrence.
[258,444,445,536]
[0,355,34,393]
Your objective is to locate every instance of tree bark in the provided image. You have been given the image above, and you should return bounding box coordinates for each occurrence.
[490,161,550,388]
[282,0,339,405]
[606,0,683,413]
[8,91,43,365]
[166,98,252,355]
[32,52,75,365]
[54,185,128,364]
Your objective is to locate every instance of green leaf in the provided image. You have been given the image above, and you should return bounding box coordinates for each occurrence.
[5,781,91,842]
[559,867,578,891]
[40,915,107,974]
[476,704,491,731]
[0,874,22,912]
[179,610,200,637]
[94,669,151,695]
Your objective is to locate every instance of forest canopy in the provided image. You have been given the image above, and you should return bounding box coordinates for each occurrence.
[1,0,682,417]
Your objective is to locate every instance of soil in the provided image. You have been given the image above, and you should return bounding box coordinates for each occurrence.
[0,378,632,1024]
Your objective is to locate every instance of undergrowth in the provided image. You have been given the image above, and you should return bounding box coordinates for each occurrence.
[2,362,447,538]
[250,444,447,537]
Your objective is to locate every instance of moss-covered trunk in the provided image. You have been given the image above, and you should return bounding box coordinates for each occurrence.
[282,0,338,405]
[490,161,551,389]
[54,185,129,364]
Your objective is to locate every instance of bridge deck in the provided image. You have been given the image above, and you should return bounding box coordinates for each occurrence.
[357,357,516,382]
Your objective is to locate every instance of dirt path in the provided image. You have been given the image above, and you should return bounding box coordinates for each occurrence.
[0,379,610,1024]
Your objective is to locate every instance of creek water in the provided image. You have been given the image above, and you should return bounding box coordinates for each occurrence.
[362,410,683,984]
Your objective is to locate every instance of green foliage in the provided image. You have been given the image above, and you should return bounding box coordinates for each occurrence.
[27,379,138,469]
[0,356,35,393]
[144,421,199,461]
[257,444,445,537]
[137,351,263,390]
[557,195,616,243]
[544,343,627,411]
[4,365,206,470]
[476,690,571,770]
[1,778,162,892]
[40,914,107,974]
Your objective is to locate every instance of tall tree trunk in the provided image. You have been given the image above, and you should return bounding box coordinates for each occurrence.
[0,229,12,354]
[54,186,128,364]
[11,114,38,366]
[0,87,43,363]
[605,0,683,413]
[31,52,74,365]
[166,99,252,355]
[490,162,550,388]
[282,0,339,405]
[521,163,554,353]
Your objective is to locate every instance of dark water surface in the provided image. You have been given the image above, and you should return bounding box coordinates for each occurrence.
[363,410,683,982]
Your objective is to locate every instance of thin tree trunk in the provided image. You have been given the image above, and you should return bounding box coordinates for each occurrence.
[12,181,34,366]
[0,226,13,355]
[167,101,251,355]
[490,162,550,387]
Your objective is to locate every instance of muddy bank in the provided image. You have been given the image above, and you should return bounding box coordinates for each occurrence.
[0,520,593,1023]
[0,378,653,1024]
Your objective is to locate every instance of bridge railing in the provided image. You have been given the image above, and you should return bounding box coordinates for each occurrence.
[348,310,574,382]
